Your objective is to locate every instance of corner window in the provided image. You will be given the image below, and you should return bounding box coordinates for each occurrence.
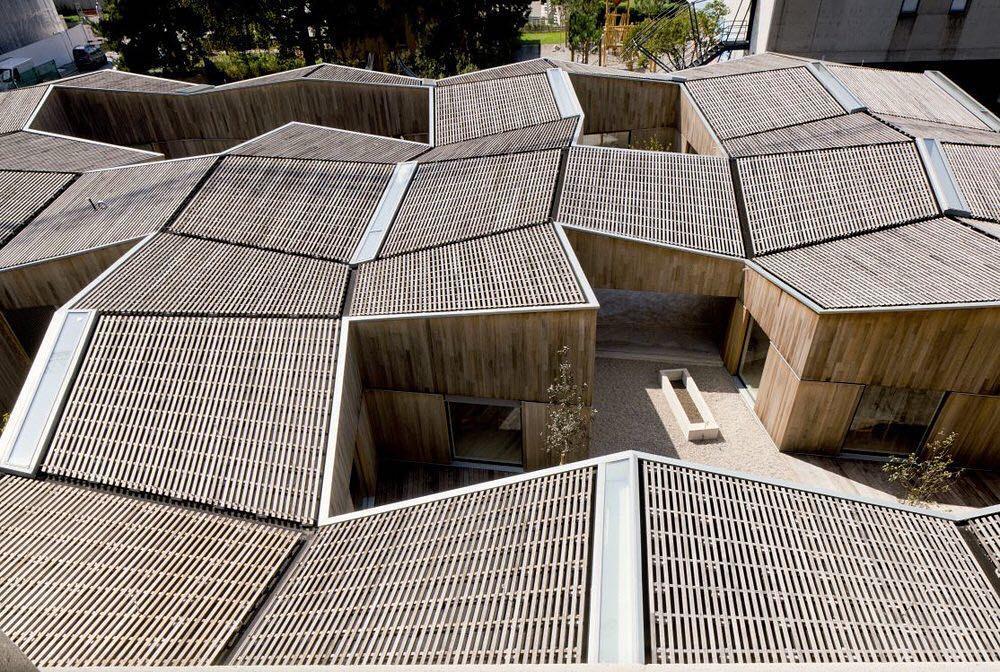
[448,398,523,466]
[842,385,943,456]
[900,0,919,15]
[738,318,770,400]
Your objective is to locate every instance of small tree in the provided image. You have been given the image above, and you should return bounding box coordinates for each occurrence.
[883,432,963,506]
[563,0,603,63]
[543,346,596,465]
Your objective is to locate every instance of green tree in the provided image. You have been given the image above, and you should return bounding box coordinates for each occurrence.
[101,0,209,75]
[883,432,964,506]
[564,0,602,63]
[543,346,596,465]
[622,0,727,70]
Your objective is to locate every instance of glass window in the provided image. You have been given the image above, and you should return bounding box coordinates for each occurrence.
[949,0,969,13]
[900,0,920,14]
[449,400,523,466]
[738,318,770,400]
[842,385,943,455]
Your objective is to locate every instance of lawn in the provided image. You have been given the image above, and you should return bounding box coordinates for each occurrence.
[521,30,566,45]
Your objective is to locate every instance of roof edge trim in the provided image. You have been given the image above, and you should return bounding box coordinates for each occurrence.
[915,137,971,217]
[350,161,417,264]
[806,62,866,113]
[547,68,585,120]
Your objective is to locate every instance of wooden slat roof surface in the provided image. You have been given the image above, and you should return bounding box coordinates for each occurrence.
[436,59,553,85]
[232,465,595,665]
[643,460,1000,664]
[0,131,159,172]
[827,65,990,130]
[44,315,340,524]
[685,67,844,140]
[875,114,1000,146]
[211,65,320,90]
[757,218,1000,308]
[170,155,392,262]
[0,474,300,668]
[75,232,350,316]
[434,73,561,145]
[968,512,1000,580]
[352,224,586,316]
[229,122,428,163]
[547,58,676,81]
[942,143,1000,222]
[0,87,47,134]
[379,149,560,256]
[55,69,194,93]
[418,117,577,162]
[306,63,423,86]
[724,113,909,157]
[672,52,811,80]
[0,157,213,269]
[557,146,743,256]
[0,170,73,244]
[738,143,938,254]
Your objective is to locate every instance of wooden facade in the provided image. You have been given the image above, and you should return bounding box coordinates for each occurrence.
[721,299,750,374]
[364,389,451,464]
[928,393,1000,468]
[0,313,29,412]
[31,80,430,157]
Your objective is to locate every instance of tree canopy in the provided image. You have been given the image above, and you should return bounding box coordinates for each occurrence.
[100,0,531,80]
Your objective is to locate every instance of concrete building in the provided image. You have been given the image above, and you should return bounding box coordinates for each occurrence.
[0,0,64,54]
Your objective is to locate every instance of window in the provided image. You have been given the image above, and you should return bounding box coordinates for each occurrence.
[842,385,943,456]
[950,0,969,13]
[900,0,919,15]
[738,318,770,400]
[448,399,523,466]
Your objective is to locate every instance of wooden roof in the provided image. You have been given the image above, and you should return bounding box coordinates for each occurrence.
[75,232,350,316]
[643,460,1000,664]
[170,155,392,262]
[875,114,1000,146]
[548,58,676,81]
[757,218,1000,308]
[231,465,595,665]
[379,149,561,256]
[0,87,47,134]
[43,314,340,524]
[724,113,909,157]
[307,63,423,86]
[352,224,586,315]
[418,117,577,162]
[672,52,811,80]
[557,146,743,256]
[0,170,73,245]
[826,65,990,130]
[434,73,562,144]
[436,59,553,85]
[0,131,160,172]
[942,143,1000,222]
[738,143,938,254]
[969,512,1000,581]
[229,122,428,163]
[55,69,193,93]
[0,157,212,269]
[685,67,844,140]
[211,64,321,90]
[0,474,300,667]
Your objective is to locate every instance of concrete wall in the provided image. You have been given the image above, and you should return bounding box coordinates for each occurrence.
[0,0,64,54]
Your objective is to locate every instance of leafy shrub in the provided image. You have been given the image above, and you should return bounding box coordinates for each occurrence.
[883,432,963,506]
[543,346,596,465]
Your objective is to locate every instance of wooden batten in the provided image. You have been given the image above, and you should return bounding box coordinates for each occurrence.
[0,312,30,412]
[564,227,743,297]
[31,80,430,157]
[353,309,596,404]
[927,393,1000,468]
[0,242,135,310]
[568,73,679,138]
[754,344,863,454]
[721,299,750,375]
[364,389,450,464]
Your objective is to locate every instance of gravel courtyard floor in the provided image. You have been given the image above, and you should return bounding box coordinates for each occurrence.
[589,355,1000,512]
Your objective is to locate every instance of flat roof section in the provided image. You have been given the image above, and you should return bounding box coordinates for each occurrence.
[0,474,301,667]
[170,155,393,262]
[434,73,561,144]
[941,143,1000,222]
[738,143,938,254]
[418,117,578,162]
[379,149,561,256]
[756,217,1000,309]
[557,146,743,257]
[351,224,587,316]
[0,157,214,270]
[228,122,429,163]
[0,131,161,172]
[73,232,350,316]
[42,314,341,524]
[724,113,909,157]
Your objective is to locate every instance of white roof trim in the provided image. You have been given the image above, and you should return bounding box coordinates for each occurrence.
[547,68,584,120]
[806,61,867,113]
[915,137,972,217]
[350,161,416,264]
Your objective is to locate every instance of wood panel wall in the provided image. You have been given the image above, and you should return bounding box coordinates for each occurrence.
[927,393,1000,468]
[327,325,365,517]
[32,80,430,157]
[364,389,451,464]
[0,241,135,310]
[741,269,820,373]
[568,74,679,138]
[678,86,725,156]
[564,228,743,297]
[0,312,30,412]
[522,401,594,471]
[721,299,750,375]
[754,344,863,454]
[353,309,597,404]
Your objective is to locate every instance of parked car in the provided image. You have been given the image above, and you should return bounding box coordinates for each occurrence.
[72,44,108,71]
